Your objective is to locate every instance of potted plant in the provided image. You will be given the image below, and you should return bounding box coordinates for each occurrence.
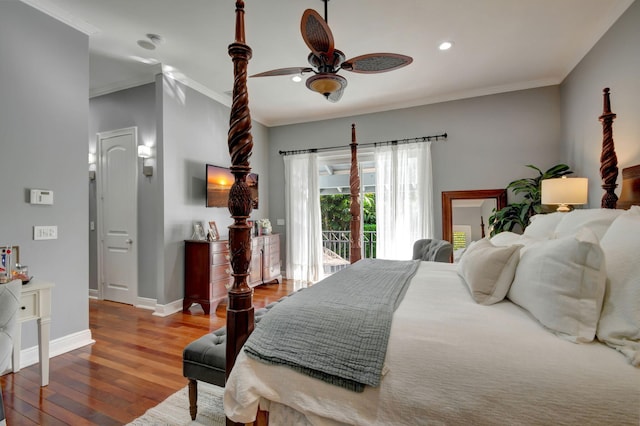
[488,164,573,236]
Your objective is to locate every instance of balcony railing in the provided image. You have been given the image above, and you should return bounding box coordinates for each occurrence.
[322,230,376,274]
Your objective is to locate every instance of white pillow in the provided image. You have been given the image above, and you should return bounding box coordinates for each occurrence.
[508,227,606,343]
[491,231,540,248]
[457,238,522,305]
[597,209,640,367]
[554,208,624,240]
[523,212,564,238]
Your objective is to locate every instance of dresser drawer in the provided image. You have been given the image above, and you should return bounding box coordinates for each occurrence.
[211,251,231,265]
[20,291,38,321]
[211,263,232,280]
[211,277,232,297]
[210,241,230,254]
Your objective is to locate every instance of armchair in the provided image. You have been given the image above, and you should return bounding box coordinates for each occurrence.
[412,239,453,263]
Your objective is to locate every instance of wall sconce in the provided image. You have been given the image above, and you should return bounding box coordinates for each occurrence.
[541,176,588,212]
[137,145,153,177]
[88,152,96,181]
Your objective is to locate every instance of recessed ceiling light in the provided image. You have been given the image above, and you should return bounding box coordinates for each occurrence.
[439,41,453,51]
[137,40,156,50]
[291,75,302,83]
[137,33,164,50]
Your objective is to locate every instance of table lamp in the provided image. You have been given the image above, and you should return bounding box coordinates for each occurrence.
[541,176,588,212]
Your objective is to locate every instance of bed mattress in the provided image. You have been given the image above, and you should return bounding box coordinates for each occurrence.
[224,262,640,425]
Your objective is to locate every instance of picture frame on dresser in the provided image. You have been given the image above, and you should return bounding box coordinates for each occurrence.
[208,221,219,241]
[192,221,206,240]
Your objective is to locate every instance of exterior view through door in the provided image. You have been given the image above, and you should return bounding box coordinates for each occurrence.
[319,150,376,275]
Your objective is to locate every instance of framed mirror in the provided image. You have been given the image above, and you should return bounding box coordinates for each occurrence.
[442,189,507,249]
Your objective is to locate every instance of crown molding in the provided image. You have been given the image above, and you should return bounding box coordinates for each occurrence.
[20,0,100,35]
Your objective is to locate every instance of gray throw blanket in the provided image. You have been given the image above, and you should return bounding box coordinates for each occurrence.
[243,258,420,392]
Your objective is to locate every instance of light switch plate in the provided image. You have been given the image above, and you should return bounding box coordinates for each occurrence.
[34,225,58,240]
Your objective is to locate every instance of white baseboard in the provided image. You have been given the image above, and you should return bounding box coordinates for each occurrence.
[18,329,94,369]
[87,291,181,317]
[152,299,183,317]
[135,296,157,311]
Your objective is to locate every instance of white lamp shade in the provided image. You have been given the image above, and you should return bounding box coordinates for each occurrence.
[137,145,152,158]
[541,177,588,205]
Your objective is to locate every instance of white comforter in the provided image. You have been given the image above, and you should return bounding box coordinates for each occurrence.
[224,262,640,425]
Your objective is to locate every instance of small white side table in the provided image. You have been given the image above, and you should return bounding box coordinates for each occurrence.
[13,279,54,387]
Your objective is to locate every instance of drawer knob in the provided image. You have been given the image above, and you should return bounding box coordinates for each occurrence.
[21,306,26,310]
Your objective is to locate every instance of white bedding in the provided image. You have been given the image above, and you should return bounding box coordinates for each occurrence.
[224,262,640,425]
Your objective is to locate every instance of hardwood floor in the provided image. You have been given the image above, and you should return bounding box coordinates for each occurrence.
[1,280,297,425]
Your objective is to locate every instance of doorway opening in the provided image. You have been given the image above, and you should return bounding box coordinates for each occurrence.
[318,151,376,275]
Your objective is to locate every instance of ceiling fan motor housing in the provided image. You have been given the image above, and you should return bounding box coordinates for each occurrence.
[307,49,346,72]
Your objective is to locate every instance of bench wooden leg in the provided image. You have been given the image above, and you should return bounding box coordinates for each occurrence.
[188,379,198,420]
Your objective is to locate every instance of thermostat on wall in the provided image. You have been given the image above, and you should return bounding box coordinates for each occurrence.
[30,189,54,205]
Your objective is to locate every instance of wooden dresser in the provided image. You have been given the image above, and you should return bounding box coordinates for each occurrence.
[249,234,282,287]
[183,234,281,314]
[183,240,232,314]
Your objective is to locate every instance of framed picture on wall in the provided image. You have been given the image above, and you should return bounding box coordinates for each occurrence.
[192,221,207,241]
[208,221,219,241]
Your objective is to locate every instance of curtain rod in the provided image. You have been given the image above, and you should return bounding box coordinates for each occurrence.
[278,132,447,156]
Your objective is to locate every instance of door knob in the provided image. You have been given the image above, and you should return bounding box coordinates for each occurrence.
[125,239,133,244]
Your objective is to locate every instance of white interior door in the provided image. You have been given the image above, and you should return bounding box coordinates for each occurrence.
[97,127,138,305]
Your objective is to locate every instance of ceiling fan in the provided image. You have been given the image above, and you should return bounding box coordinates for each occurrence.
[251,0,413,102]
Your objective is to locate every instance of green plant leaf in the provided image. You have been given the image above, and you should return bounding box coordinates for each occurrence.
[489,163,574,235]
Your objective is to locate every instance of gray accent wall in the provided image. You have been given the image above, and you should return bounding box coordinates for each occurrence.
[160,75,270,304]
[88,76,270,306]
[267,86,562,262]
[0,1,89,347]
[560,0,640,206]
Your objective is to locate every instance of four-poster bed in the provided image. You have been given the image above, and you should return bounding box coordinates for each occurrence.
[223,2,639,424]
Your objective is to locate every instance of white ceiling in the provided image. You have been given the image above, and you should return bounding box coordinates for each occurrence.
[24,0,634,127]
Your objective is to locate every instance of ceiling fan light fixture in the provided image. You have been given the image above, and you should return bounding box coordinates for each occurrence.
[306,73,346,96]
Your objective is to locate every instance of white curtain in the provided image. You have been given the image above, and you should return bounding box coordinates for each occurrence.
[375,142,433,260]
[284,153,324,282]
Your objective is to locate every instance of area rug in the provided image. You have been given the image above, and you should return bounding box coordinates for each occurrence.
[127,382,225,425]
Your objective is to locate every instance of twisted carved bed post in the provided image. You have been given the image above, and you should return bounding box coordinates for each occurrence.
[349,124,362,263]
[226,0,255,390]
[599,87,618,209]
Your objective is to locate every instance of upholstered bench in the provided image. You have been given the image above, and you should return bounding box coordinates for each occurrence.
[183,294,293,420]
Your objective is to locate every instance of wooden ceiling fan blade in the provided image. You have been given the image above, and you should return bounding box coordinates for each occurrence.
[301,8,334,58]
[341,53,413,74]
[251,67,313,77]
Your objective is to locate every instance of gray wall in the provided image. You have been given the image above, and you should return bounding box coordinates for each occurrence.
[268,86,562,264]
[88,76,270,306]
[560,0,640,206]
[0,1,89,347]
[89,83,159,299]
[160,76,270,304]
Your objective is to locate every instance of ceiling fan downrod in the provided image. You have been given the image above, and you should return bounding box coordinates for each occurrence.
[323,0,329,23]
